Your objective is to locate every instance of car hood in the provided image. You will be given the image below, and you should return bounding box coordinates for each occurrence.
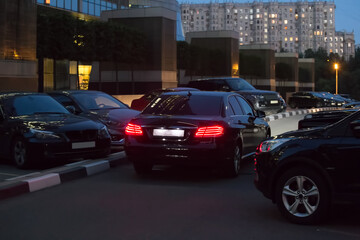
[15,114,103,132]
[85,108,140,128]
[275,127,325,140]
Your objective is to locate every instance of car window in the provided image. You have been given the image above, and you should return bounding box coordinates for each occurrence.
[3,95,68,116]
[72,92,128,110]
[143,94,222,116]
[50,94,77,108]
[236,96,254,116]
[228,96,243,115]
[225,78,256,91]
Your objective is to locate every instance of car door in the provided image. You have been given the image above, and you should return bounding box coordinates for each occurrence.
[236,96,268,150]
[227,95,255,155]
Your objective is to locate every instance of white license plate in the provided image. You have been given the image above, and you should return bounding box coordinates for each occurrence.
[270,100,279,104]
[72,141,95,149]
[153,129,184,137]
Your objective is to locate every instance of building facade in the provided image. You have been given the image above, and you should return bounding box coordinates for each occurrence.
[181,0,356,61]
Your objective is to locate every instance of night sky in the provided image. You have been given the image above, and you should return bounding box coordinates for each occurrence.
[178,0,360,45]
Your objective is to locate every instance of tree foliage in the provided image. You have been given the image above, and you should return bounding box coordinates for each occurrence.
[37,11,146,63]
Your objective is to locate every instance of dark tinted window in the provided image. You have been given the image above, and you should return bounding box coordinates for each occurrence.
[51,94,75,107]
[228,96,243,115]
[236,96,254,116]
[3,95,68,116]
[143,95,222,116]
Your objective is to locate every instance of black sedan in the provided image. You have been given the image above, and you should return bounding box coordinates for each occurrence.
[254,110,360,224]
[48,90,140,150]
[125,91,270,177]
[288,91,331,109]
[0,92,111,168]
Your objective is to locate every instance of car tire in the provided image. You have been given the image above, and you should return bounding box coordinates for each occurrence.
[133,161,153,175]
[12,137,31,169]
[289,102,296,109]
[223,144,241,178]
[275,167,330,224]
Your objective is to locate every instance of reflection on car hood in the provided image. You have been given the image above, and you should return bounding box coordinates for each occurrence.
[275,127,325,139]
[86,108,140,127]
[15,114,101,131]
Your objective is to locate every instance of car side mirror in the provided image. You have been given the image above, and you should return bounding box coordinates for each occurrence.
[256,110,266,118]
[66,105,76,114]
[350,120,360,138]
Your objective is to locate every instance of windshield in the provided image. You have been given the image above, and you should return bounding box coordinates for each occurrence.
[226,78,256,91]
[72,92,128,110]
[142,94,222,116]
[3,95,69,117]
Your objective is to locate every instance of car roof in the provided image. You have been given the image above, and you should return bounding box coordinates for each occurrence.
[160,90,236,97]
[192,77,245,82]
[0,92,46,99]
[49,90,102,94]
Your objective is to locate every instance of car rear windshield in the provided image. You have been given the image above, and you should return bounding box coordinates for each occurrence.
[142,95,222,116]
[225,78,256,91]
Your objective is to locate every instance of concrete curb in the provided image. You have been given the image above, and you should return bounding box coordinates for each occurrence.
[0,151,127,201]
[265,107,340,122]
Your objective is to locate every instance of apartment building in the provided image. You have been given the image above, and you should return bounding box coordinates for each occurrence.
[181,1,355,60]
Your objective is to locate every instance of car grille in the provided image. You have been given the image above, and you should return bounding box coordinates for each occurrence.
[263,94,278,100]
[65,130,98,141]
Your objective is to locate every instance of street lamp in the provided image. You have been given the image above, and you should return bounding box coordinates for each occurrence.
[334,63,339,95]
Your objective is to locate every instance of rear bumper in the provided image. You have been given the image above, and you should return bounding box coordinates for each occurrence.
[125,141,229,167]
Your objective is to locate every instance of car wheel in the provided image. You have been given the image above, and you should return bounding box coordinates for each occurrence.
[133,161,153,175]
[275,167,330,224]
[12,137,30,169]
[224,144,241,178]
[289,102,296,109]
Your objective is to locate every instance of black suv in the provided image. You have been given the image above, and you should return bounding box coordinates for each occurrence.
[187,77,285,115]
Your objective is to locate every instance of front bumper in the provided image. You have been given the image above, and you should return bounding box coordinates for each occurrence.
[27,138,111,161]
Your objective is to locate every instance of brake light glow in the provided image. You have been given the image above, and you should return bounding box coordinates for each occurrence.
[125,123,143,136]
[195,125,224,138]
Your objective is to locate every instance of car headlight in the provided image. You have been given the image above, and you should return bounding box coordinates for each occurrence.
[251,95,265,101]
[30,129,61,140]
[304,114,313,119]
[98,126,110,139]
[258,138,291,153]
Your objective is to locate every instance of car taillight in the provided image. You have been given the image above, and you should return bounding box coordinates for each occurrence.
[195,125,224,138]
[125,123,143,136]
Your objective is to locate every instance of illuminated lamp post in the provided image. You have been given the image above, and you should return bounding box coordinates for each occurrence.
[334,63,339,95]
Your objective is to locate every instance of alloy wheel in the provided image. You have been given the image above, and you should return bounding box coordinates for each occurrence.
[282,175,320,218]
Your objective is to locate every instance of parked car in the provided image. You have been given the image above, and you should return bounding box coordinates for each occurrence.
[130,87,199,111]
[298,109,357,129]
[48,90,140,149]
[288,91,331,109]
[254,109,360,224]
[343,101,360,109]
[0,92,111,168]
[187,77,285,115]
[318,92,346,107]
[125,91,270,177]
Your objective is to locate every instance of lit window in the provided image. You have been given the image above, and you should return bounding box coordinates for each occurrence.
[290,37,293,41]
[284,20,288,24]
[285,37,288,42]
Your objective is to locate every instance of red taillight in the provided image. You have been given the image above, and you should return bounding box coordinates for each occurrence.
[125,123,143,136]
[195,125,224,138]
